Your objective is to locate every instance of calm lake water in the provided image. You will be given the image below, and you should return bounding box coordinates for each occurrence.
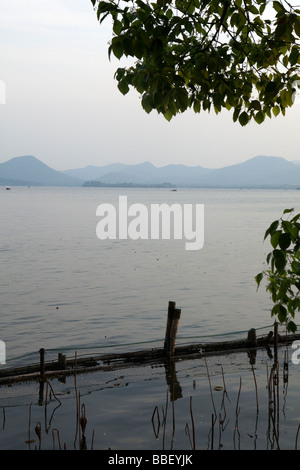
[1,186,300,365]
[1,186,300,451]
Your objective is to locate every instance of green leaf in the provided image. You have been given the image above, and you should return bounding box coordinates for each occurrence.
[251,100,261,111]
[278,304,287,323]
[272,105,280,117]
[289,47,300,66]
[238,111,249,126]
[280,88,294,107]
[282,220,299,240]
[111,37,124,59]
[287,320,297,333]
[248,5,259,15]
[255,272,263,288]
[264,220,279,240]
[176,88,188,111]
[273,249,286,271]
[271,304,280,317]
[141,94,153,114]
[113,19,123,35]
[118,79,130,95]
[254,111,265,124]
[265,81,277,96]
[292,297,300,310]
[291,214,300,224]
[279,232,291,250]
[271,230,281,248]
[164,109,173,121]
[283,208,294,214]
[273,1,286,14]
[233,107,241,123]
[295,19,300,37]
[193,100,201,113]
[291,260,300,274]
[259,3,266,14]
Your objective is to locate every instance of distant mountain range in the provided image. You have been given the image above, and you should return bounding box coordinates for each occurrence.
[0,155,81,187]
[1,154,300,189]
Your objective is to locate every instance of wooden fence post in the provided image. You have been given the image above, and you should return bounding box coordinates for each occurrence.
[164,301,176,353]
[168,308,181,358]
[247,328,257,347]
[58,353,67,370]
[164,301,181,358]
[39,348,45,381]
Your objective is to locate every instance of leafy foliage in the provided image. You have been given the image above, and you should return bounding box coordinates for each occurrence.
[256,209,300,333]
[91,0,300,124]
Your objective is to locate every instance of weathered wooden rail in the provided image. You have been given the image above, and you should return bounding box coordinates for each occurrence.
[0,301,298,386]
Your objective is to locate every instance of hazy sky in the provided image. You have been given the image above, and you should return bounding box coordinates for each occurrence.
[1,0,300,171]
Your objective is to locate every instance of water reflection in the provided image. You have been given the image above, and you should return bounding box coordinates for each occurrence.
[164,360,183,402]
[1,344,300,450]
[150,344,298,451]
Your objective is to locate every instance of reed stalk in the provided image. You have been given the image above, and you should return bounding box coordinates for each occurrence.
[211,414,214,450]
[251,363,259,415]
[2,407,5,430]
[162,389,169,450]
[295,423,300,450]
[233,377,242,449]
[205,358,216,419]
[151,406,160,439]
[189,396,195,450]
[52,428,62,450]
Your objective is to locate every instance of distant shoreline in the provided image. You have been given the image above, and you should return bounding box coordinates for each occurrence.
[82,181,174,188]
[2,183,300,190]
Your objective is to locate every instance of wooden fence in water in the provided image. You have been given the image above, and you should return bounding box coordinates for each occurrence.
[0,301,299,386]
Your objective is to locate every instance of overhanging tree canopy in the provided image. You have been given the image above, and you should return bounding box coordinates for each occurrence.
[91,0,300,125]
